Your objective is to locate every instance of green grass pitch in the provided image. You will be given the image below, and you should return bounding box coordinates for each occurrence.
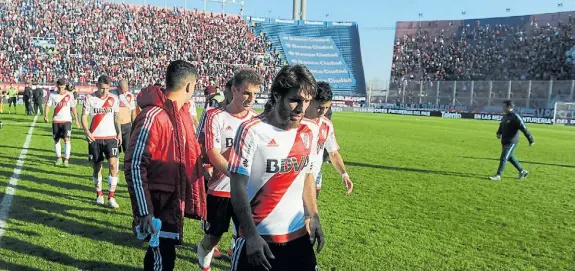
[0,105,574,270]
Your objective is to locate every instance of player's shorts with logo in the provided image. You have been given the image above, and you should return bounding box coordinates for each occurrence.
[119,123,132,153]
[52,122,72,141]
[8,97,16,106]
[231,234,318,271]
[88,139,118,163]
[202,195,238,237]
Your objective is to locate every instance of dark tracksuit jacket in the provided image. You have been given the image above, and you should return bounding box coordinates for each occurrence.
[495,111,534,174]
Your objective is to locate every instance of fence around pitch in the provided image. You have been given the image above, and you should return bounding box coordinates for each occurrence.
[377,80,575,109]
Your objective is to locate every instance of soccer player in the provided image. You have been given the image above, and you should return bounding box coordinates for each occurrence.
[44,79,80,167]
[228,65,324,271]
[82,75,122,209]
[305,82,353,198]
[6,84,18,114]
[197,70,262,271]
[116,79,137,158]
[126,60,206,271]
[490,100,534,181]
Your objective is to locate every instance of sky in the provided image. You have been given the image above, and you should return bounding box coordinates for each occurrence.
[123,0,571,84]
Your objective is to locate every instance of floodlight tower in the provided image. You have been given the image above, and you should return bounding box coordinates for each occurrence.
[292,0,307,20]
[207,0,245,15]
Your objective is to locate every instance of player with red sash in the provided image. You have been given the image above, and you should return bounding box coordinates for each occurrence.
[197,70,262,271]
[304,81,354,198]
[44,79,80,167]
[228,65,324,271]
[82,75,122,209]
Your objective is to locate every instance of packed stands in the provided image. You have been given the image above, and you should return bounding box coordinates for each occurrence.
[391,12,575,84]
[0,0,282,91]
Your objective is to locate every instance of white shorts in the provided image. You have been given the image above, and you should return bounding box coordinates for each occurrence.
[315,171,323,190]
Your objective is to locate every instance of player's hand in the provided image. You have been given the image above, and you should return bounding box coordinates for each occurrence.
[86,132,96,143]
[245,234,275,270]
[342,172,353,195]
[309,216,325,254]
[529,142,535,147]
[496,134,502,139]
[116,134,122,146]
[136,214,157,235]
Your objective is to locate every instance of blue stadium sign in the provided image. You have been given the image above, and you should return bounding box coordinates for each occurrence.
[279,35,356,88]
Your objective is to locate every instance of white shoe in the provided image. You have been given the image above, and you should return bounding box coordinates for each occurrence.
[96,195,105,205]
[489,175,501,181]
[197,243,214,270]
[108,197,119,209]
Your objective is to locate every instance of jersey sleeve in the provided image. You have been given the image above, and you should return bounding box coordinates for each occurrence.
[113,97,120,113]
[204,111,221,151]
[325,125,340,153]
[69,94,77,108]
[45,94,53,107]
[227,122,257,176]
[82,97,91,115]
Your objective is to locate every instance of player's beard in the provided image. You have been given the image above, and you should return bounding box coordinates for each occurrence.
[276,101,302,129]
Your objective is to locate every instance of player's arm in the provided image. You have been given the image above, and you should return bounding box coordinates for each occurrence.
[114,100,122,144]
[205,113,229,176]
[515,114,534,145]
[125,112,159,228]
[130,98,137,122]
[71,98,80,128]
[496,121,502,139]
[44,96,51,123]
[229,124,259,240]
[304,163,325,253]
[81,101,95,142]
[326,128,353,195]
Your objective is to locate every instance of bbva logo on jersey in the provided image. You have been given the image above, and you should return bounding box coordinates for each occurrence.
[265,156,309,173]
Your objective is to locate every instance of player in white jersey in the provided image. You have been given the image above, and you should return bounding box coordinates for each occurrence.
[228,65,324,271]
[44,79,80,167]
[304,81,354,198]
[81,75,122,209]
[197,70,262,271]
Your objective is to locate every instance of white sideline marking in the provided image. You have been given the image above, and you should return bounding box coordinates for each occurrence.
[0,115,38,242]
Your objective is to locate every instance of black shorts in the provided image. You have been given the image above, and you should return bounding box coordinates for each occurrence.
[8,97,16,106]
[119,123,132,153]
[231,234,318,271]
[88,139,119,163]
[52,122,72,141]
[202,195,238,237]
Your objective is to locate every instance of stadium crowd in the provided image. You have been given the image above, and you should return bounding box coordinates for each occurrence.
[392,16,575,83]
[0,0,282,92]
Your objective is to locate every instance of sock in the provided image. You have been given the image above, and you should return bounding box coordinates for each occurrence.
[54,142,62,158]
[108,176,118,199]
[64,142,71,159]
[198,242,215,268]
[94,176,103,197]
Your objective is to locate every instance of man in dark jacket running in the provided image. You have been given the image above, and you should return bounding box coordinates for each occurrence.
[490,100,534,181]
[125,60,207,271]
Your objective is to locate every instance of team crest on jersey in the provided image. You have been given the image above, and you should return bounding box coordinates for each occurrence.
[301,133,311,150]
[108,99,114,106]
[321,129,327,139]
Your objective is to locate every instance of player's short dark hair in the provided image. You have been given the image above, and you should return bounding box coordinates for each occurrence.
[232,69,263,87]
[97,75,111,85]
[315,81,333,102]
[165,60,198,90]
[268,65,316,109]
[503,100,514,107]
[56,78,67,86]
[225,79,233,92]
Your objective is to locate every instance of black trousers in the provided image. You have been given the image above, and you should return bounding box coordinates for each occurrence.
[33,99,44,115]
[496,143,524,175]
[23,97,32,114]
[143,238,177,271]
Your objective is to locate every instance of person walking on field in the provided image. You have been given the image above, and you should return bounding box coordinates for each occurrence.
[125,60,207,271]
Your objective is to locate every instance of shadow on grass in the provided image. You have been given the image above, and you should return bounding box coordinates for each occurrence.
[0,144,54,156]
[0,257,45,271]
[0,236,141,271]
[459,156,575,169]
[0,161,90,180]
[346,161,485,179]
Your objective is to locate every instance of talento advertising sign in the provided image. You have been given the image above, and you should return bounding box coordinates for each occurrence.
[279,35,355,88]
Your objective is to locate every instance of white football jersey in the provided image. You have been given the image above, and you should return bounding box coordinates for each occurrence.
[204,107,257,197]
[310,117,340,179]
[47,92,76,123]
[227,116,318,243]
[83,94,119,140]
[118,92,136,110]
